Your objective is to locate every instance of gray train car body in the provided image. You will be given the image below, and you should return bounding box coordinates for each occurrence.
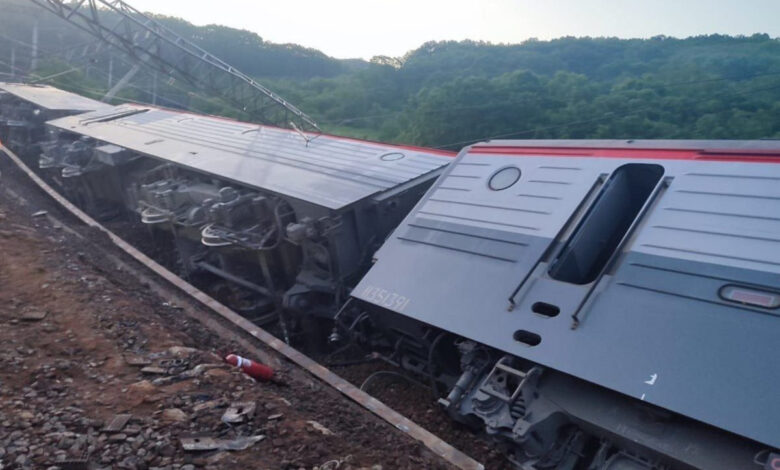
[353,140,780,469]
[44,105,452,327]
[47,105,452,212]
[0,82,109,158]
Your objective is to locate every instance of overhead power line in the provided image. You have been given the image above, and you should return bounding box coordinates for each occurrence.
[0,32,254,117]
[25,0,320,132]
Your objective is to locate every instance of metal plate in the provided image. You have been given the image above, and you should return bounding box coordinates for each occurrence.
[48,106,453,210]
[104,414,132,432]
[0,82,110,112]
[354,141,780,449]
[179,435,265,451]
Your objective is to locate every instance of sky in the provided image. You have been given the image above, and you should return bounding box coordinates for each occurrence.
[127,0,780,59]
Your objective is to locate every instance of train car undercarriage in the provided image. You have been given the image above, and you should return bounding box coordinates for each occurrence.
[2,84,778,470]
[37,104,452,343]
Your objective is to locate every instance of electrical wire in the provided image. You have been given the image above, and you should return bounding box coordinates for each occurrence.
[4,29,780,147]
[0,31,99,63]
[0,33,254,119]
[3,47,193,110]
[0,58,41,79]
[4,52,239,117]
[359,370,430,393]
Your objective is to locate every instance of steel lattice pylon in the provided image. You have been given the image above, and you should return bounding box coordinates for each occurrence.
[26,0,321,132]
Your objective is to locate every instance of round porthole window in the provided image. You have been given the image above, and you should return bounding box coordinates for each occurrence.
[488,166,521,191]
[380,152,405,161]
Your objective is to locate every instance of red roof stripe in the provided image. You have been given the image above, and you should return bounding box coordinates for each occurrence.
[469,146,780,163]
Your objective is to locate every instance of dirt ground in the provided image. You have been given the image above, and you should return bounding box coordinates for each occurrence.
[0,155,459,469]
[97,219,510,469]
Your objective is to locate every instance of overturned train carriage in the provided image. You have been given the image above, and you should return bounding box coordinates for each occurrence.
[41,105,452,332]
[0,82,109,161]
[3,84,778,469]
[352,140,780,469]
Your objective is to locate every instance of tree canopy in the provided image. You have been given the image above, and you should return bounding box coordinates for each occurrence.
[1,0,779,147]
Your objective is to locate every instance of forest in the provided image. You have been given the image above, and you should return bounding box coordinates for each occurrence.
[1,0,779,148]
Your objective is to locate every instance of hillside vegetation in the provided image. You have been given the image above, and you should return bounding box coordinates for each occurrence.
[1,0,779,147]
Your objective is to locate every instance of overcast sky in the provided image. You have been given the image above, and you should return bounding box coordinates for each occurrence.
[128,0,780,59]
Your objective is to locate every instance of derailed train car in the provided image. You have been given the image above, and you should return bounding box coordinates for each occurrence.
[41,104,452,333]
[351,140,780,469]
[2,84,778,468]
[0,82,109,162]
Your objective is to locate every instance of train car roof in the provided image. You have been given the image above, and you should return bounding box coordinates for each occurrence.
[472,138,780,152]
[0,82,110,113]
[354,139,780,448]
[47,105,454,210]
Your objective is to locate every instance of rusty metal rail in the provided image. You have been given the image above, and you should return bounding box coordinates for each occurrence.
[0,144,485,470]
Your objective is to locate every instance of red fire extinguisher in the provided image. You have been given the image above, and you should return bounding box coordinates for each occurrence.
[224,353,275,381]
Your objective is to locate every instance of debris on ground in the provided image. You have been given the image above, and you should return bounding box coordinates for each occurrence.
[224,353,276,382]
[221,401,257,424]
[20,309,47,321]
[180,434,265,452]
[0,156,456,469]
[307,420,335,436]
